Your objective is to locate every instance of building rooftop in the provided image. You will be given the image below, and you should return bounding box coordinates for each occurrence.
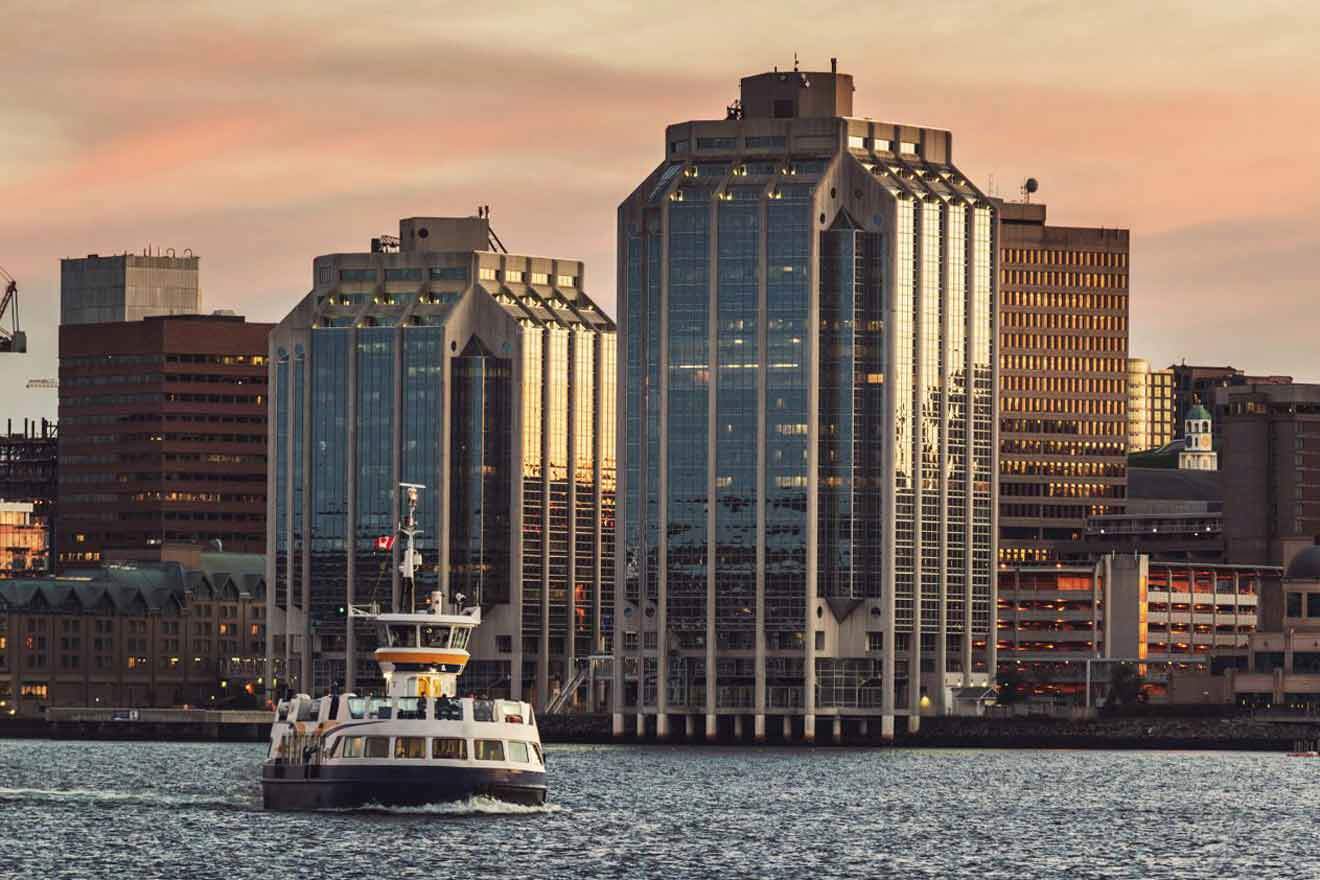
[0,552,264,615]
[1128,467,1222,502]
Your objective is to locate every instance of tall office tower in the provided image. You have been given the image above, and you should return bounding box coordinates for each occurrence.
[60,252,200,325]
[267,217,615,705]
[1220,383,1320,565]
[1127,357,1174,453]
[0,419,58,560]
[57,314,271,568]
[998,202,1129,564]
[615,64,997,742]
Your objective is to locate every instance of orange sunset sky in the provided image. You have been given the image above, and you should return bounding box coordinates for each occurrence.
[2,1,1318,419]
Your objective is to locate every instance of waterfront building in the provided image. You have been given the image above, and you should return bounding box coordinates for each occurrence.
[998,202,1129,564]
[0,419,57,562]
[1178,401,1218,471]
[0,503,48,576]
[997,554,1275,704]
[0,548,267,716]
[266,216,615,709]
[1083,467,1224,563]
[1219,382,1320,565]
[615,63,997,742]
[60,252,200,325]
[1127,358,1173,453]
[57,314,271,568]
[1227,541,1320,709]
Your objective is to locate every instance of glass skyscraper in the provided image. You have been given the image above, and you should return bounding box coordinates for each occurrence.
[614,65,998,740]
[267,217,615,710]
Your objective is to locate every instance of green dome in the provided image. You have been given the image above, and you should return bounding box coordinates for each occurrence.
[1186,404,1212,422]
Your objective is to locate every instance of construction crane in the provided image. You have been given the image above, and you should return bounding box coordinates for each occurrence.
[0,266,24,354]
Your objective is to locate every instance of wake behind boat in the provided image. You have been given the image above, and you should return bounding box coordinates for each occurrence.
[261,485,546,810]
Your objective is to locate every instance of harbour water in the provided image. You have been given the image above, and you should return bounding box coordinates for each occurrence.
[0,739,1310,878]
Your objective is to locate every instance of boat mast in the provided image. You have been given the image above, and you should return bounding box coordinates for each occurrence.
[399,482,427,612]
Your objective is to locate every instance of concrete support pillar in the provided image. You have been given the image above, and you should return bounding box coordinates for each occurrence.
[803,713,816,742]
[859,718,869,738]
[881,714,894,740]
[685,714,696,738]
[754,713,766,743]
[907,714,921,734]
[635,712,645,738]
[656,713,670,739]
[832,716,842,744]
[612,713,625,738]
[733,715,744,740]
[782,715,792,740]
[705,713,717,741]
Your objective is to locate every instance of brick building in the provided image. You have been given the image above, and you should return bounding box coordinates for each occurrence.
[0,549,268,716]
[57,314,272,568]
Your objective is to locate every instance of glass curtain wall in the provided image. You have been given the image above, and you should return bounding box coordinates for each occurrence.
[310,329,350,689]
[401,327,443,607]
[764,184,811,709]
[666,190,711,709]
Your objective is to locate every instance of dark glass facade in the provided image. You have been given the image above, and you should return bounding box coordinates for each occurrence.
[615,72,997,738]
[268,219,614,708]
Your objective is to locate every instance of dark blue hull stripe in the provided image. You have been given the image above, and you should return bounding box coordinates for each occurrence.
[261,764,547,810]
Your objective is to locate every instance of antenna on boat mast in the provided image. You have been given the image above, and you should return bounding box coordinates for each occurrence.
[399,482,427,611]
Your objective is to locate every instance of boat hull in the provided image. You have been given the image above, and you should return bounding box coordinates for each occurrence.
[261,763,547,810]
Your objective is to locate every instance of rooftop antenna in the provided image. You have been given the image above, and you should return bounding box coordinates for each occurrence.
[1021,177,1040,204]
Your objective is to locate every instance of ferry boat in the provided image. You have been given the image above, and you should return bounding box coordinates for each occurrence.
[261,486,546,810]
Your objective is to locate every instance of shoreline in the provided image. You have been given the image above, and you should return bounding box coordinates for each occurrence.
[4,713,1319,751]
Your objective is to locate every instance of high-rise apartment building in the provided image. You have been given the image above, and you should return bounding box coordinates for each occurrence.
[615,64,997,741]
[57,314,271,567]
[1220,383,1320,565]
[1127,357,1173,453]
[266,216,615,707]
[998,202,1129,563]
[61,253,200,325]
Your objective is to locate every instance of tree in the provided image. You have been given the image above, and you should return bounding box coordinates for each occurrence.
[996,664,1025,706]
[1107,663,1144,709]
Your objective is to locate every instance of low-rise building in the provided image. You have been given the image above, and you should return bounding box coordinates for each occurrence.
[0,502,49,576]
[1228,541,1320,709]
[998,554,1277,703]
[0,548,267,716]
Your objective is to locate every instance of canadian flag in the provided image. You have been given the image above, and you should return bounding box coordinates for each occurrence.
[375,535,396,551]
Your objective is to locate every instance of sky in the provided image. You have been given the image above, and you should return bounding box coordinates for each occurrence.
[2,0,1318,423]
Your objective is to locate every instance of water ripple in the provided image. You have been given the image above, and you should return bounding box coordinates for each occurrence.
[0,740,1311,879]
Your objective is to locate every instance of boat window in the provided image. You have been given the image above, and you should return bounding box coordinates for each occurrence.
[277,704,289,722]
[368,698,392,719]
[530,742,544,766]
[473,699,496,722]
[396,697,423,720]
[364,736,390,759]
[450,628,471,650]
[435,697,464,721]
[499,700,523,724]
[394,737,427,759]
[341,736,365,758]
[507,741,530,764]
[387,625,418,647]
[474,739,505,762]
[295,700,319,722]
[347,698,367,720]
[432,738,467,760]
[420,625,451,648]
